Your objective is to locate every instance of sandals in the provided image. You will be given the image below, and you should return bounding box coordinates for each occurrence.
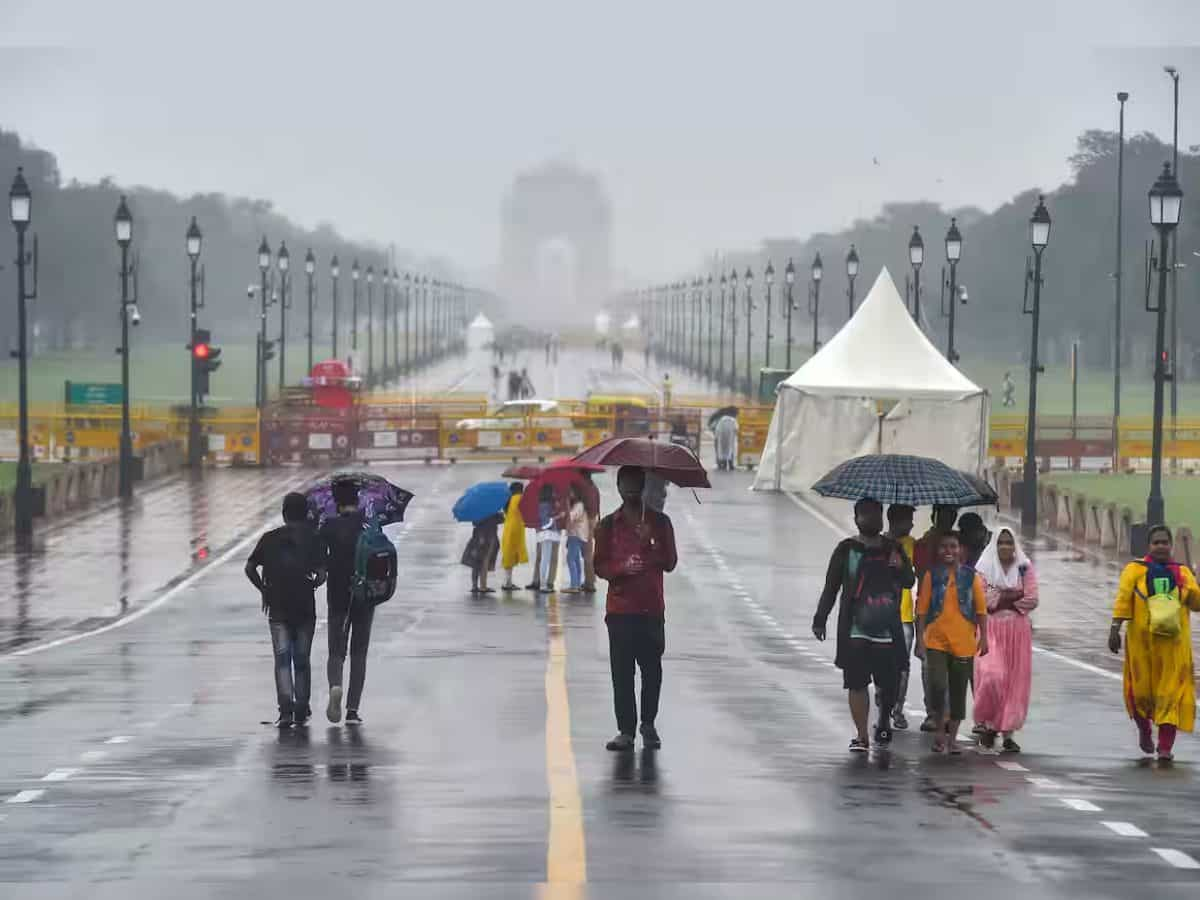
[849,738,869,754]
[931,739,946,754]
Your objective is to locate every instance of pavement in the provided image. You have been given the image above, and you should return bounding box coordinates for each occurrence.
[2,347,1198,898]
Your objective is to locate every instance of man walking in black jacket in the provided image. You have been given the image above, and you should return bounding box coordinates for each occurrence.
[319,479,372,726]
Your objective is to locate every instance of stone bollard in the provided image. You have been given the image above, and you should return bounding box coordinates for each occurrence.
[1085,497,1104,547]
[1118,507,1135,557]
[1101,502,1120,550]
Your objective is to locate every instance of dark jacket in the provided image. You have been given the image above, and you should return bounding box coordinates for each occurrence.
[814,536,915,671]
[319,511,366,608]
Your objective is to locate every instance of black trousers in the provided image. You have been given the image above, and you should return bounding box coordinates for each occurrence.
[328,600,375,712]
[606,613,665,735]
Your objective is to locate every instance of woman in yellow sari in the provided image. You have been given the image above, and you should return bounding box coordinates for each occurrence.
[500,483,529,591]
[1109,524,1200,761]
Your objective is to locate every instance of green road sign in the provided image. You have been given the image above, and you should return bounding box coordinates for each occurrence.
[64,381,125,406]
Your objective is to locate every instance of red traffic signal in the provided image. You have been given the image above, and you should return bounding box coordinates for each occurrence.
[193,342,211,360]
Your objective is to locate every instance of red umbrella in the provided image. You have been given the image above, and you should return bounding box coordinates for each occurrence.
[570,436,711,488]
[547,458,605,474]
[518,466,601,524]
[501,464,545,479]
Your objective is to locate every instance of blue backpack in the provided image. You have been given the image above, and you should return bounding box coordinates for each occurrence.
[353,517,398,606]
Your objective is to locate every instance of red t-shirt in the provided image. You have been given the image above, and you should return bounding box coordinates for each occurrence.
[594,507,678,615]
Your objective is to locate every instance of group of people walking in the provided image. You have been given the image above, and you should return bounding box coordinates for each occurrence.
[815,501,1038,755]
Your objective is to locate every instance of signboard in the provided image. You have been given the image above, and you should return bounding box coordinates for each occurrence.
[308,433,333,450]
[64,381,124,406]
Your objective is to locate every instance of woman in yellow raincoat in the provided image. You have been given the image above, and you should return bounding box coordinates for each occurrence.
[1109,524,1200,761]
[500,483,529,591]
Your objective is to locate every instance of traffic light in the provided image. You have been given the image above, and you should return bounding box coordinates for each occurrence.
[262,338,276,363]
[192,328,222,399]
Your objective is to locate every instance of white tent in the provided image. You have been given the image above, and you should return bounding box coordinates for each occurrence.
[752,268,989,492]
[467,312,494,350]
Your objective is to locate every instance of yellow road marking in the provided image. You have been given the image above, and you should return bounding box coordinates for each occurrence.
[544,592,587,890]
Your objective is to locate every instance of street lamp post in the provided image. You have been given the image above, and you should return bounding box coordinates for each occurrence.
[718,273,728,386]
[1022,196,1052,535]
[366,266,375,385]
[744,266,754,397]
[277,241,290,389]
[330,255,340,360]
[404,273,412,373]
[381,268,390,379]
[690,278,699,373]
[9,168,35,536]
[115,196,135,499]
[186,216,203,469]
[1147,162,1184,527]
[908,226,924,324]
[810,253,823,355]
[392,271,401,375]
[944,218,963,364]
[257,237,270,410]
[784,259,795,370]
[1113,92,1129,471]
[705,275,714,380]
[764,261,775,369]
[846,245,859,320]
[730,269,739,391]
[304,249,315,374]
[351,259,360,354]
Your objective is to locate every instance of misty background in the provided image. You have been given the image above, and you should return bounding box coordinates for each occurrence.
[2,0,1200,404]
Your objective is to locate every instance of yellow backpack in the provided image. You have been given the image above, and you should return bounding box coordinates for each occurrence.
[1140,574,1182,639]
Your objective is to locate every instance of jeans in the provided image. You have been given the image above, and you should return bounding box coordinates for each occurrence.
[328,600,376,712]
[269,620,314,717]
[606,614,665,735]
[539,539,558,587]
[566,537,585,588]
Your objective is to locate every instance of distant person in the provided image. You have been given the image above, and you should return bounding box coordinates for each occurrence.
[915,532,988,754]
[500,483,528,591]
[535,484,563,593]
[1002,371,1016,408]
[973,528,1038,753]
[713,414,738,471]
[594,466,678,751]
[520,368,535,399]
[319,479,374,726]
[812,498,913,753]
[463,511,503,594]
[244,492,327,729]
[643,341,651,369]
[957,512,991,567]
[507,370,521,401]
[1109,525,1200,761]
[885,504,917,731]
[564,485,590,593]
[661,373,673,411]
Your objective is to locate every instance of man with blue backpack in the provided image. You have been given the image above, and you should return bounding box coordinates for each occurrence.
[319,478,397,726]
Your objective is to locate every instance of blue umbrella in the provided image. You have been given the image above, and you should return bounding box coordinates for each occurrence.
[452,481,512,523]
[812,454,997,507]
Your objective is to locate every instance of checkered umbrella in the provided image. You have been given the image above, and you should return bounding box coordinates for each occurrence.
[811,454,997,507]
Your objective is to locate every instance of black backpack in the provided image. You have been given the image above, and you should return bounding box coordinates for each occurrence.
[850,543,902,636]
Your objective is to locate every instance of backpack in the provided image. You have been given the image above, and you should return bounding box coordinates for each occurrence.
[850,543,902,637]
[353,518,398,607]
[1140,574,1182,639]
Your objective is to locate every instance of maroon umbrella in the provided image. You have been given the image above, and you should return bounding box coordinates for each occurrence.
[518,466,601,523]
[501,464,545,480]
[570,436,711,488]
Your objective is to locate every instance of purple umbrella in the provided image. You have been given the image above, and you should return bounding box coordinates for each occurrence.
[305,472,414,528]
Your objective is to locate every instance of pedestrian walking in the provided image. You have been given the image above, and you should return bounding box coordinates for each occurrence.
[1001,371,1016,408]
[957,512,991,567]
[813,498,914,753]
[713,414,738,471]
[563,486,590,592]
[520,368,535,399]
[500,483,528,591]
[463,511,503,593]
[661,373,673,411]
[244,492,327,729]
[319,478,375,726]
[915,532,988,754]
[595,466,678,751]
[535,484,563,593]
[582,473,600,594]
[913,504,958,732]
[1109,525,1200,761]
[508,370,521,401]
[884,504,916,730]
[973,527,1038,752]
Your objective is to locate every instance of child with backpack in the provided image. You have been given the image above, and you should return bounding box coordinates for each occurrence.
[245,492,327,728]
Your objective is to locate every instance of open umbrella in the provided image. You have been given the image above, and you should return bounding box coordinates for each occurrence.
[571,436,710,488]
[707,405,739,429]
[501,464,545,480]
[518,466,601,524]
[452,481,512,523]
[811,454,998,507]
[305,472,413,528]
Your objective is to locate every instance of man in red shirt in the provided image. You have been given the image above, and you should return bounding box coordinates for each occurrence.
[594,466,678,751]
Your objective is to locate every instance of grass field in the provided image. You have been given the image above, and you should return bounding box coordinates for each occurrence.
[0,462,53,492]
[1043,472,1200,534]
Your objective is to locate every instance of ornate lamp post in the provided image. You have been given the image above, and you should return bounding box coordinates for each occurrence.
[305,249,316,373]
[330,255,340,359]
[186,217,203,469]
[784,258,796,369]
[944,218,963,363]
[810,252,823,355]
[1021,196,1052,535]
[908,226,924,323]
[744,266,754,397]
[846,244,859,319]
[115,196,135,499]
[10,168,36,536]
[277,241,290,388]
[764,260,775,369]
[256,237,270,409]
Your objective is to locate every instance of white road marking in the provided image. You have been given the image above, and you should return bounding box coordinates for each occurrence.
[105,736,132,745]
[79,751,107,763]
[1061,798,1103,812]
[6,790,45,804]
[1152,848,1200,869]
[996,760,1029,772]
[1026,776,1062,789]
[1102,821,1149,838]
[41,769,79,782]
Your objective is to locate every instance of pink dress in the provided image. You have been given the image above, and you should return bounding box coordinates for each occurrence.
[973,563,1038,733]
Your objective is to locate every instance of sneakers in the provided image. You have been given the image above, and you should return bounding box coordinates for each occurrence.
[892,710,909,731]
[849,738,869,753]
[293,710,310,728]
[327,686,343,724]
[640,724,662,749]
[345,710,362,726]
[275,712,293,729]
[1001,737,1022,754]
[873,725,893,747]
[606,733,635,752]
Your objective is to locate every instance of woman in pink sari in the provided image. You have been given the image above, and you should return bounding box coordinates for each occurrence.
[972,527,1038,751]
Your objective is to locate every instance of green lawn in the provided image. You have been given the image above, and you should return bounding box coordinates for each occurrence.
[1043,472,1200,534]
[0,462,53,492]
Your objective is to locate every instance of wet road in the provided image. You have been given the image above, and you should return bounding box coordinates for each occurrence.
[3,351,1194,898]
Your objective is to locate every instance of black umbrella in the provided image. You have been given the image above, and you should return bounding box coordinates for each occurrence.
[812,454,998,507]
[707,406,740,429]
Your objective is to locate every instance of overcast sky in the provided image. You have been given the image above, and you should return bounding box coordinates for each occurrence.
[2,0,1199,283]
